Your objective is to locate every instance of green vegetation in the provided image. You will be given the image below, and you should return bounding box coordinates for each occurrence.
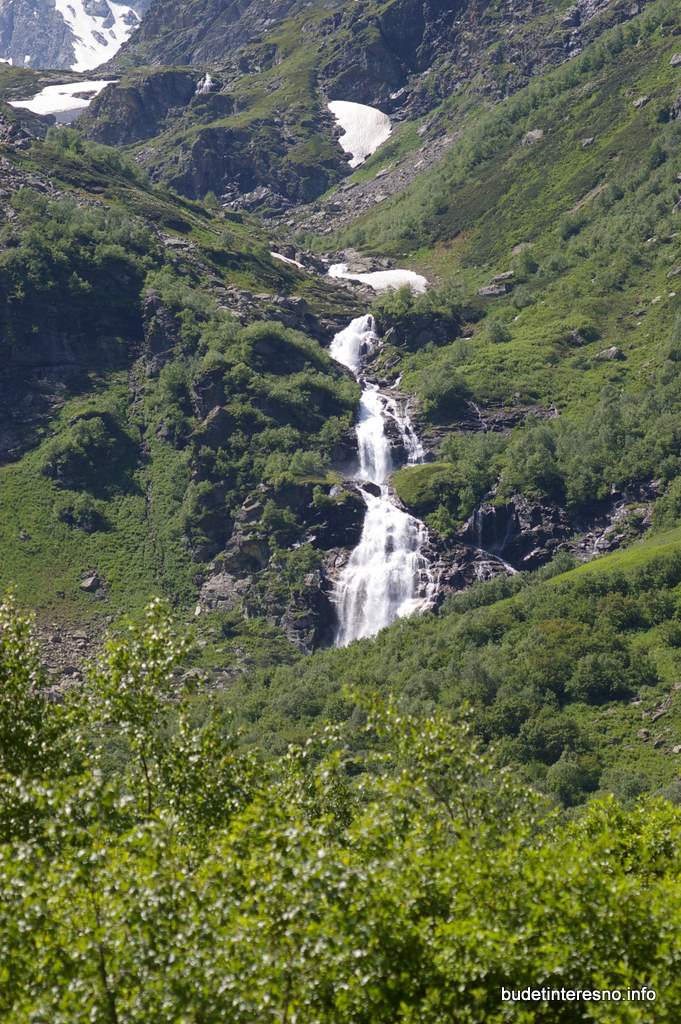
[222,529,681,806]
[0,136,355,636]
[328,1,681,539]
[1,596,681,1021]
[5,0,681,1013]
[392,462,458,516]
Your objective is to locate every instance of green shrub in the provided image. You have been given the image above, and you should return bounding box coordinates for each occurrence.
[485,318,512,343]
[41,414,135,493]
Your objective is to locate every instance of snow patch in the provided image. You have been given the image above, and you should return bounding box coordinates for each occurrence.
[270,251,306,270]
[328,263,428,294]
[327,100,391,168]
[9,79,116,120]
[53,0,140,72]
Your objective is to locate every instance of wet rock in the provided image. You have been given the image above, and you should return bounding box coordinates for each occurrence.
[313,483,366,550]
[460,496,571,569]
[279,569,337,652]
[375,308,460,351]
[430,541,515,600]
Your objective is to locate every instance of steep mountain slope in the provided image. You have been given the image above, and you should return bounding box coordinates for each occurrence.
[0,117,369,669]
[319,0,681,566]
[2,0,681,803]
[80,0,653,214]
[222,526,681,805]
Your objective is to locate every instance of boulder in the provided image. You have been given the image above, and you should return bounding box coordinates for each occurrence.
[521,129,544,145]
[478,283,511,297]
[195,406,233,445]
[191,366,227,419]
[595,346,625,361]
[79,573,101,593]
[670,54,681,67]
[200,571,252,610]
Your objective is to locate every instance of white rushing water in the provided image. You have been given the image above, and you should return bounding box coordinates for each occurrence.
[329,315,437,646]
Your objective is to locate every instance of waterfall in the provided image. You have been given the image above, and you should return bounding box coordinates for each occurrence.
[329,315,437,646]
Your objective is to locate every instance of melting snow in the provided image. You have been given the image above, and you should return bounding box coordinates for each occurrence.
[327,100,392,168]
[53,0,140,72]
[270,251,306,270]
[328,263,428,294]
[9,79,116,120]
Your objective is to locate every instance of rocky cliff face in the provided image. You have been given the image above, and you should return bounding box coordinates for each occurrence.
[81,69,203,145]
[110,0,303,69]
[78,0,656,215]
[0,0,149,71]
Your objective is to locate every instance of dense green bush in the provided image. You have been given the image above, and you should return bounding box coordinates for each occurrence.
[0,191,153,347]
[1,597,681,1022]
[41,413,136,493]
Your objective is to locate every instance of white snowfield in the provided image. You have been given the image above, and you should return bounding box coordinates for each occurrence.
[270,251,306,270]
[53,0,140,72]
[9,80,116,119]
[327,100,392,168]
[328,263,428,294]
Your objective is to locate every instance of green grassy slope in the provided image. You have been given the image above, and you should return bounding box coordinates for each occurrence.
[0,131,356,648]
[216,525,681,806]
[307,1,681,540]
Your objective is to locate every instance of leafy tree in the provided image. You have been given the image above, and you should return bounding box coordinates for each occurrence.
[87,598,191,815]
[0,596,67,777]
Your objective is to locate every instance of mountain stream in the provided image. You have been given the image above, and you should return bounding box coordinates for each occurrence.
[329,315,438,646]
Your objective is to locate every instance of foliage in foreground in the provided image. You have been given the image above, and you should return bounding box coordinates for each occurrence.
[1,598,681,1022]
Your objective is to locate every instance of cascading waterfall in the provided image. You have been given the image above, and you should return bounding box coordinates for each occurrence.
[329,315,437,646]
